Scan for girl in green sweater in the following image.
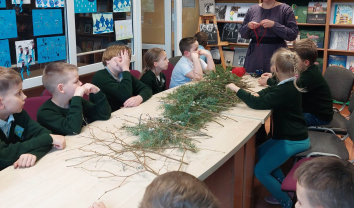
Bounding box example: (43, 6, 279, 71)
(139, 48, 169, 94)
(227, 48, 310, 208)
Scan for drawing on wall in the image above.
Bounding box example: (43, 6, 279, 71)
(113, 0, 131, 12)
(12, 0, 31, 12)
(75, 0, 97, 13)
(0, 40, 11, 67)
(15, 40, 35, 79)
(92, 13, 114, 34)
(0, 0, 6, 8)
(37, 36, 66, 64)
(32, 9, 63, 36)
(0, 10, 18, 39)
(114, 20, 133, 40)
(141, 0, 154, 12)
(36, 0, 65, 8)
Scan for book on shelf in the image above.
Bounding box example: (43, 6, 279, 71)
(348, 31, 354, 51)
(333, 4, 353, 24)
(223, 50, 235, 66)
(328, 55, 347, 68)
(210, 47, 220, 60)
(300, 30, 324, 48)
(306, 2, 327, 24)
(237, 32, 250, 44)
(346, 56, 354, 72)
(233, 48, 248, 67)
(225, 5, 238, 21)
(329, 31, 349, 50)
(221, 23, 241, 43)
(199, 0, 215, 15)
(200, 23, 218, 45)
(215, 5, 227, 20)
(296, 6, 308, 23)
(235, 3, 253, 22)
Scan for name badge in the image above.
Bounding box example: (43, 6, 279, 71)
(14, 125, 24, 139)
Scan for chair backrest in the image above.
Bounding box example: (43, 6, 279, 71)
(168, 56, 182, 67)
(23, 96, 51, 121)
(163, 63, 174, 89)
(41, 88, 89, 100)
(130, 69, 141, 79)
(347, 112, 354, 143)
(324, 66, 354, 102)
(348, 93, 354, 114)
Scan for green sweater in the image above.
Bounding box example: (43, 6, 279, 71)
(37, 91, 111, 136)
(139, 70, 166, 95)
(267, 65, 333, 122)
(91, 69, 152, 112)
(237, 81, 308, 141)
(0, 110, 53, 170)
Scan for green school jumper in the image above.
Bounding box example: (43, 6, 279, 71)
(91, 69, 152, 112)
(0, 110, 53, 170)
(267, 65, 333, 122)
(237, 81, 308, 141)
(139, 70, 166, 95)
(37, 91, 111, 136)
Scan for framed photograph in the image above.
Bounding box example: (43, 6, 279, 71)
(84, 24, 91, 34)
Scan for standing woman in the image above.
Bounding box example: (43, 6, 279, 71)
(239, 0, 298, 73)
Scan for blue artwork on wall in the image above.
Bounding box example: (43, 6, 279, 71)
(0, 40, 11, 67)
(113, 0, 131, 12)
(37, 36, 66, 64)
(92, 13, 114, 34)
(74, 0, 97, 13)
(32, 9, 63, 36)
(36, 0, 65, 8)
(0, 0, 6, 8)
(0, 10, 18, 39)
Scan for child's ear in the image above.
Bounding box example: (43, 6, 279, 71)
(304, 60, 310, 67)
(153, 62, 158, 67)
(0, 98, 4, 110)
(57, 84, 65, 94)
(184, 51, 189, 57)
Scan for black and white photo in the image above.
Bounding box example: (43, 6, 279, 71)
(215, 5, 227, 20)
(200, 23, 218, 45)
(199, 0, 215, 15)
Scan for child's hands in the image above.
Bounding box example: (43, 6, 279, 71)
(260, 19, 275, 28)
(226, 83, 240, 92)
(50, 134, 66, 150)
(117, 49, 130, 72)
(74, 86, 86, 97)
(251, 92, 260, 97)
(89, 202, 106, 208)
(199, 49, 210, 57)
(82, 83, 100, 94)
(190, 51, 199, 60)
(123, 95, 143, 107)
(258, 77, 268, 86)
(13, 154, 37, 169)
(261, 72, 273, 78)
(248, 21, 260, 29)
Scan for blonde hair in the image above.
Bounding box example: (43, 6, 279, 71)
(271, 48, 305, 92)
(42, 62, 78, 94)
(102, 45, 132, 66)
(139, 48, 165, 79)
(139, 171, 220, 208)
(0, 67, 22, 95)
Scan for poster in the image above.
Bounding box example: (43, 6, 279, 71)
(37, 36, 66, 64)
(33, 9, 63, 36)
(92, 13, 114, 34)
(12, 0, 31, 4)
(0, 10, 18, 39)
(113, 0, 131, 12)
(75, 0, 97, 13)
(15, 40, 35, 67)
(114, 20, 133, 40)
(36, 0, 65, 7)
(0, 0, 6, 8)
(0, 40, 11, 67)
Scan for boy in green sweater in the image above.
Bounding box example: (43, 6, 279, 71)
(258, 38, 333, 126)
(0, 67, 66, 170)
(92, 45, 152, 112)
(37, 62, 111, 136)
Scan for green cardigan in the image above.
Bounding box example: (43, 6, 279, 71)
(267, 65, 333, 122)
(0, 110, 53, 170)
(91, 69, 152, 112)
(37, 91, 111, 136)
(139, 70, 166, 95)
(237, 81, 308, 141)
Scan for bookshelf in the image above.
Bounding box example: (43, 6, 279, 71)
(215, 0, 354, 74)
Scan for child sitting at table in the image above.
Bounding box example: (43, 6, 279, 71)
(258, 38, 333, 126)
(169, 37, 215, 88)
(295, 157, 354, 208)
(194, 32, 212, 63)
(92, 45, 152, 112)
(139, 48, 169, 94)
(90, 171, 220, 208)
(37, 62, 111, 136)
(227, 48, 310, 208)
(0, 67, 66, 170)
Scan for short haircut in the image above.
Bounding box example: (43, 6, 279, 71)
(194, 32, 208, 47)
(139, 171, 220, 208)
(102, 45, 132, 66)
(295, 157, 354, 208)
(293, 38, 318, 65)
(0, 67, 22, 95)
(179, 37, 197, 55)
(42, 62, 78, 94)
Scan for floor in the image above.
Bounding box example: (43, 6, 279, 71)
(253, 104, 354, 208)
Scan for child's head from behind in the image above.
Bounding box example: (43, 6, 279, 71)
(179, 37, 199, 58)
(293, 38, 318, 67)
(295, 157, 354, 208)
(43, 62, 81, 98)
(143, 48, 169, 73)
(194, 32, 208, 47)
(102, 44, 132, 71)
(0, 67, 26, 116)
(139, 171, 220, 208)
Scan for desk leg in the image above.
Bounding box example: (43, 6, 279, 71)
(243, 135, 256, 208)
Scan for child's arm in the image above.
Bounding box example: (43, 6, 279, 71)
(90, 202, 106, 208)
(123, 76, 152, 107)
(185, 52, 204, 80)
(82, 83, 111, 122)
(200, 49, 215, 72)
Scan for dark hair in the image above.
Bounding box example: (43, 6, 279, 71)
(0, 67, 22, 95)
(293, 38, 318, 65)
(139, 171, 220, 208)
(295, 157, 354, 208)
(194, 32, 208, 47)
(179, 37, 197, 55)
